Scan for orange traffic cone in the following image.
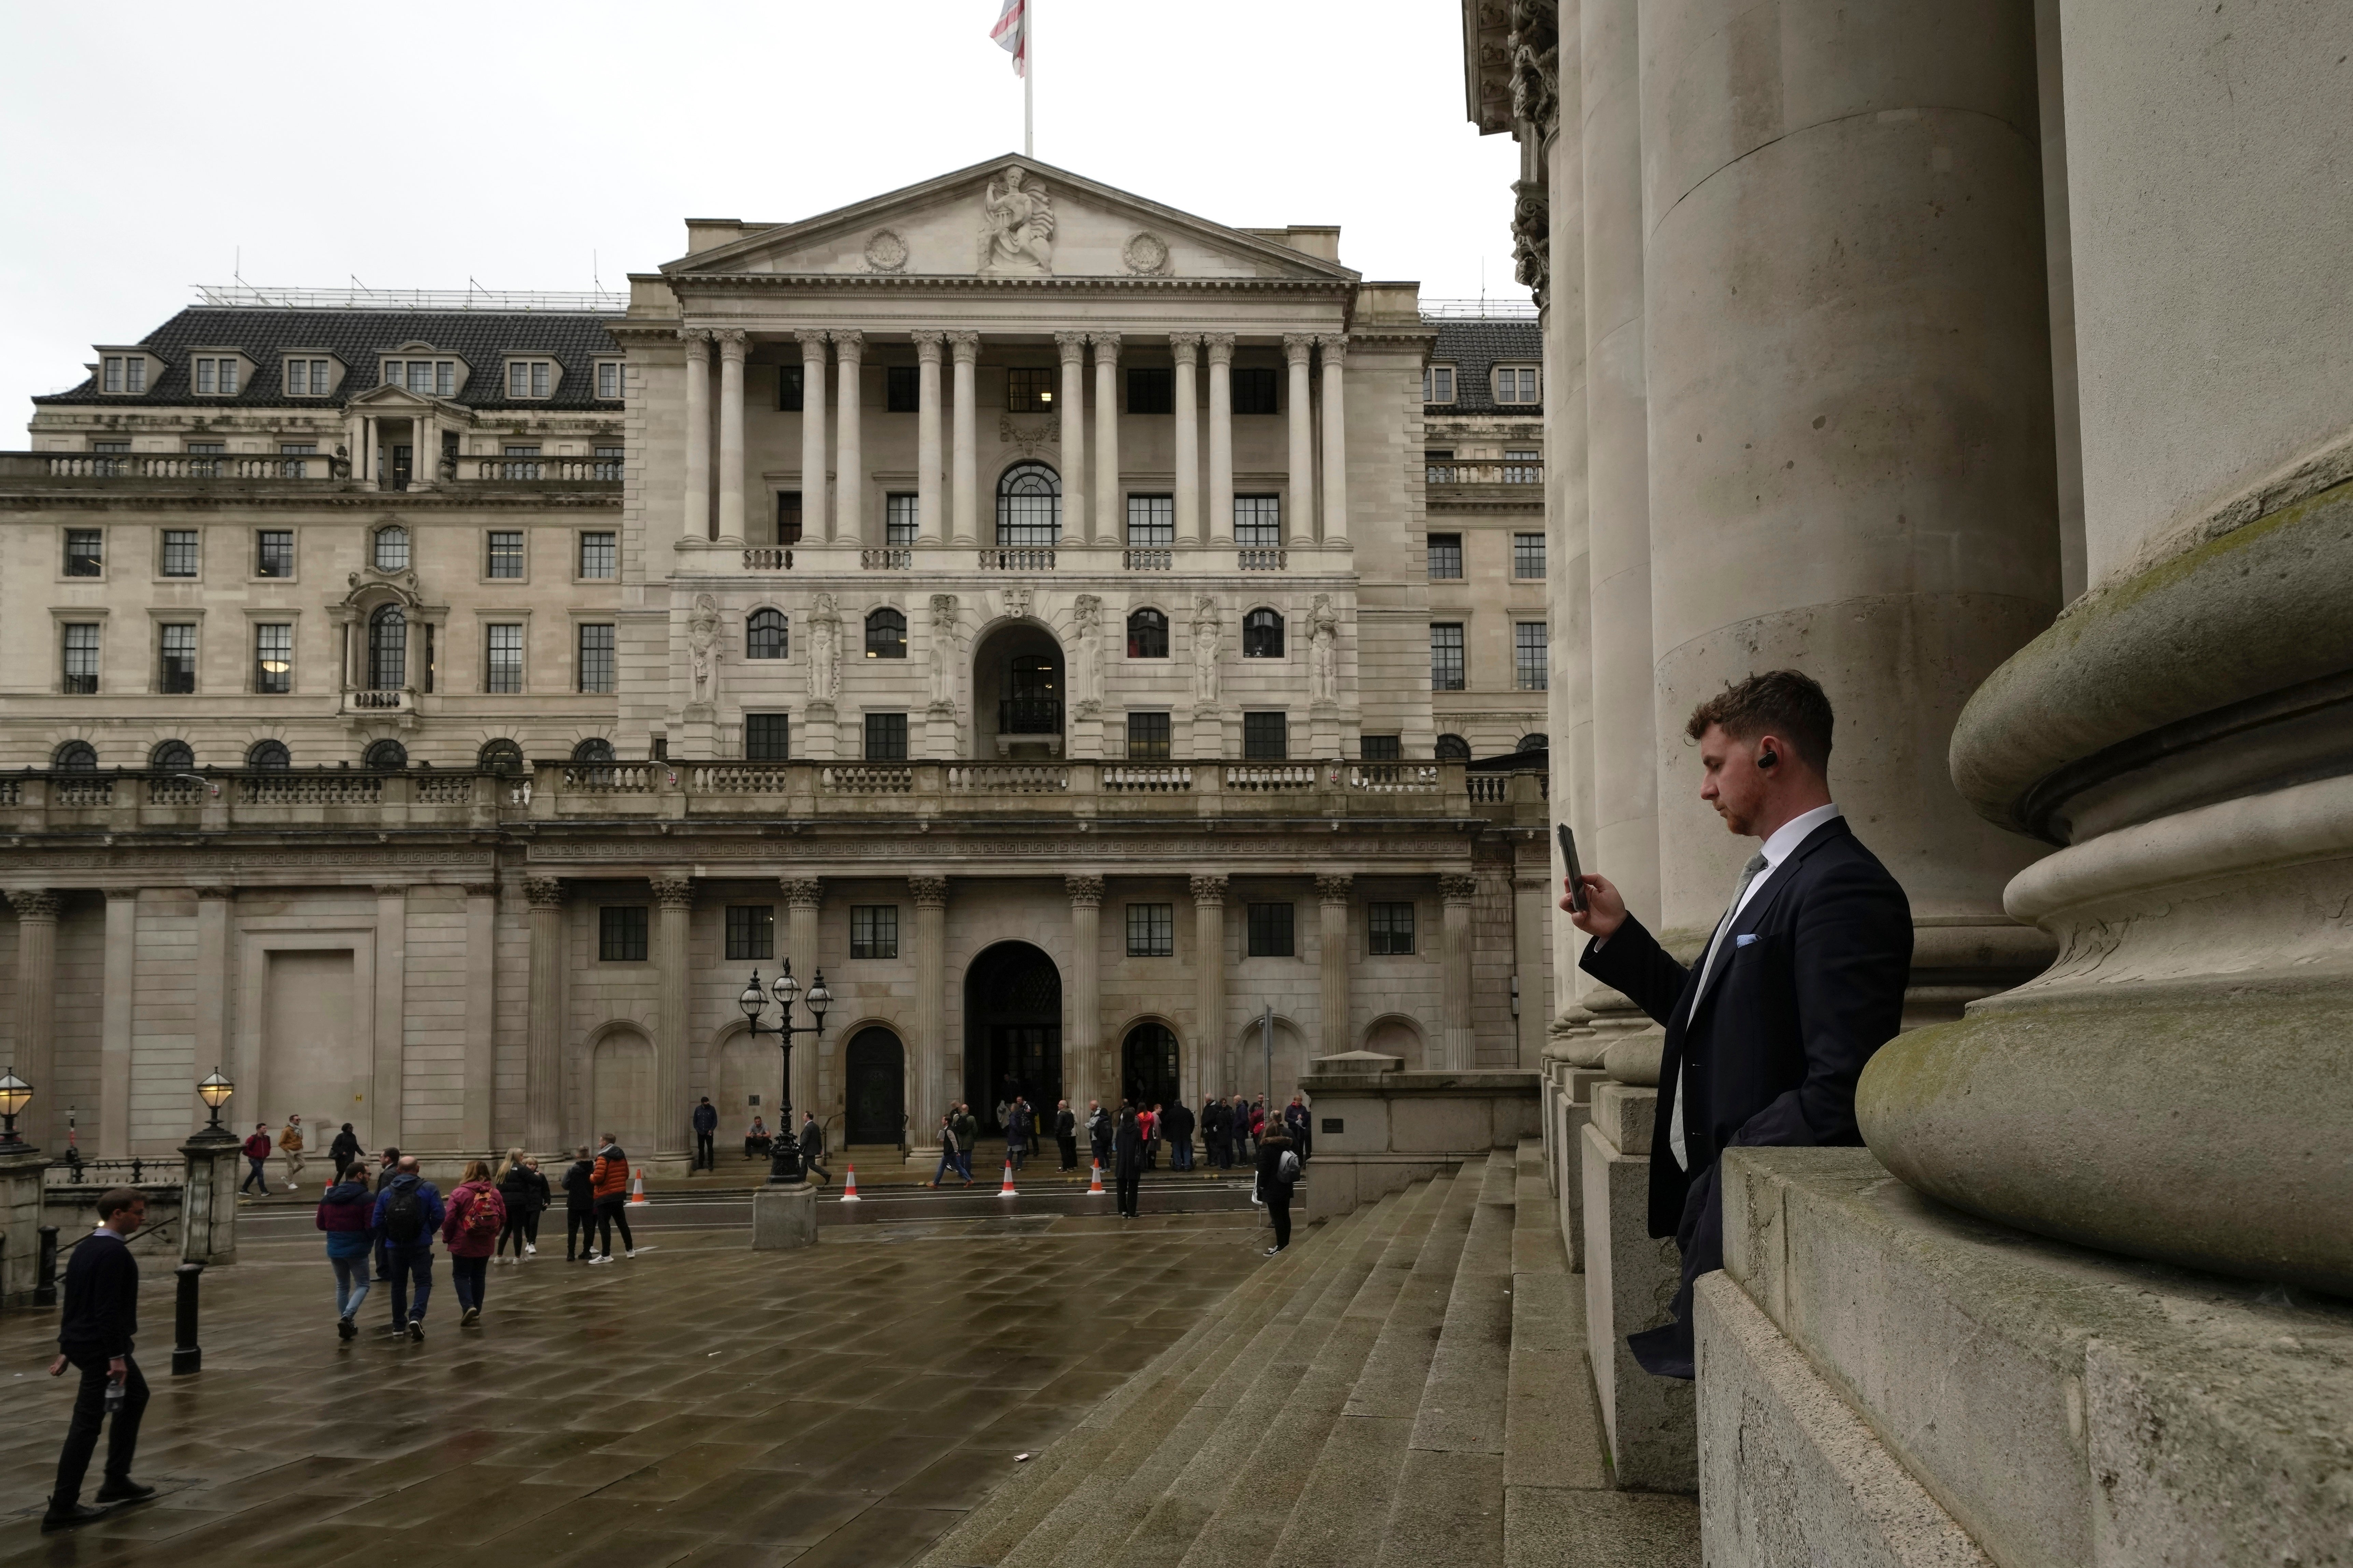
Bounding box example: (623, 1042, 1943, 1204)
(999, 1159, 1018, 1197)
(1087, 1160, 1106, 1195)
(841, 1164, 860, 1201)
(626, 1166, 648, 1207)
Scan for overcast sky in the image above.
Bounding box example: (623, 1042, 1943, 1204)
(0, 0, 1529, 430)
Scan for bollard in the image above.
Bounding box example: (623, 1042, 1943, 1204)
(171, 1261, 204, 1376)
(34, 1225, 58, 1308)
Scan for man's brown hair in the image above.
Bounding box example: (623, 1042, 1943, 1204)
(95, 1186, 144, 1221)
(1685, 669, 1834, 771)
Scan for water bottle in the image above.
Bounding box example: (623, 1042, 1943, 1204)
(104, 1378, 125, 1418)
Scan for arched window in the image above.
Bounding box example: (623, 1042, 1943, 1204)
(571, 738, 616, 764)
(1243, 607, 1285, 659)
(746, 608, 788, 660)
(477, 738, 524, 775)
(1126, 608, 1169, 659)
(52, 740, 98, 771)
(996, 460, 1060, 547)
(1517, 733, 1550, 753)
(149, 739, 194, 771)
(367, 604, 407, 689)
(246, 739, 291, 770)
(865, 607, 907, 659)
(362, 739, 409, 771)
(1435, 734, 1471, 761)
(372, 525, 410, 572)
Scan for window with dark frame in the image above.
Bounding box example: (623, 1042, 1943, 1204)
(1425, 449, 1457, 484)
(1431, 623, 1466, 691)
(1005, 366, 1055, 413)
(1369, 902, 1416, 955)
(864, 711, 908, 760)
(776, 490, 804, 545)
(865, 607, 907, 659)
(373, 526, 410, 572)
(1436, 734, 1472, 761)
(596, 361, 623, 400)
(1231, 367, 1278, 415)
(599, 905, 649, 963)
(1125, 711, 1171, 760)
(486, 530, 524, 578)
(744, 713, 791, 760)
(257, 530, 294, 578)
(1495, 366, 1540, 403)
(1360, 735, 1402, 760)
(851, 904, 900, 959)
(1127, 366, 1173, 415)
(1242, 711, 1288, 760)
(996, 461, 1060, 545)
(885, 365, 920, 413)
(577, 624, 616, 693)
(1513, 532, 1546, 578)
(1126, 608, 1169, 658)
(161, 529, 199, 577)
(1423, 365, 1456, 403)
(158, 623, 197, 694)
(486, 624, 524, 693)
(776, 364, 804, 412)
(1243, 608, 1285, 658)
(1126, 903, 1175, 957)
(65, 529, 103, 576)
(1233, 496, 1281, 547)
(1127, 494, 1174, 546)
(885, 493, 918, 546)
(1246, 902, 1295, 958)
(1515, 622, 1550, 690)
(725, 905, 775, 962)
(254, 623, 292, 694)
(1503, 447, 1541, 483)
(747, 608, 788, 659)
(578, 531, 617, 579)
(1427, 533, 1463, 579)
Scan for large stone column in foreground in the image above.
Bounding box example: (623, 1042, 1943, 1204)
(651, 876, 694, 1164)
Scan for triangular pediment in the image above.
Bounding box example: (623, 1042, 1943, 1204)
(345, 383, 441, 411)
(662, 155, 1358, 285)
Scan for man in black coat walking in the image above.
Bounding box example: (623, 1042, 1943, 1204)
(45, 1188, 158, 1531)
(1569, 671, 1910, 1380)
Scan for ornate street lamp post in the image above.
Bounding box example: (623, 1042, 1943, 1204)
(0, 1071, 30, 1147)
(739, 960, 830, 1185)
(196, 1068, 235, 1135)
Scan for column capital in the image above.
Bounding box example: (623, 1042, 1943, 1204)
(1168, 332, 1201, 358)
(1089, 332, 1122, 360)
(1203, 333, 1237, 366)
(524, 877, 566, 910)
(1314, 873, 1354, 903)
(910, 875, 949, 908)
(651, 876, 695, 910)
(371, 883, 407, 899)
(829, 329, 865, 357)
(6, 889, 60, 922)
(1054, 330, 1090, 364)
(1282, 333, 1317, 364)
(1316, 333, 1349, 365)
(911, 330, 946, 361)
(195, 885, 237, 903)
(678, 328, 713, 360)
(781, 877, 823, 910)
(713, 329, 748, 361)
(460, 882, 498, 900)
(1440, 873, 1479, 905)
(793, 327, 830, 354)
(1065, 873, 1105, 907)
(947, 330, 982, 363)
(1189, 874, 1229, 904)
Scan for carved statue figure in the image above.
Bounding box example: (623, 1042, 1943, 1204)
(1071, 593, 1103, 718)
(928, 594, 959, 709)
(1192, 595, 1223, 706)
(1309, 594, 1341, 706)
(979, 166, 1056, 275)
(807, 591, 841, 705)
(687, 594, 720, 702)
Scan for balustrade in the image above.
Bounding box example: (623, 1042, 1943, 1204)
(978, 546, 1055, 571)
(1237, 547, 1288, 571)
(945, 763, 1069, 793)
(1224, 764, 1318, 791)
(861, 548, 912, 570)
(742, 547, 795, 571)
(1101, 765, 1193, 792)
(820, 765, 913, 794)
(1123, 548, 1172, 571)
(1349, 763, 1440, 794)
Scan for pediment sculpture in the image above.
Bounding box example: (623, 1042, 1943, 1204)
(979, 166, 1055, 275)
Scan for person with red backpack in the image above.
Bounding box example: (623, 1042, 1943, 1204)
(369, 1156, 443, 1341)
(441, 1161, 506, 1326)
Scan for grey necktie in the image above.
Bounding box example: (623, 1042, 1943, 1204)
(1670, 851, 1770, 1170)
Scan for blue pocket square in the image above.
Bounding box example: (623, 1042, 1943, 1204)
(1734, 933, 1760, 948)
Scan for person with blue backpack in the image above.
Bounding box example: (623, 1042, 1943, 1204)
(370, 1156, 444, 1341)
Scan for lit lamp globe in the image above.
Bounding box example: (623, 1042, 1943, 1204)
(197, 1067, 236, 1132)
(0, 1070, 31, 1147)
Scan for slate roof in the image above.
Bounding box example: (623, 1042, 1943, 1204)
(1425, 318, 1544, 416)
(38, 307, 625, 412)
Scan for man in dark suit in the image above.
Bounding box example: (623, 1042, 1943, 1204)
(1566, 670, 1911, 1379)
(45, 1187, 158, 1531)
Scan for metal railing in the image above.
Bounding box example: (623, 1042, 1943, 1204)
(998, 697, 1063, 735)
(47, 1156, 179, 1188)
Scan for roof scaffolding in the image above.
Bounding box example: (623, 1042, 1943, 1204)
(192, 283, 626, 314)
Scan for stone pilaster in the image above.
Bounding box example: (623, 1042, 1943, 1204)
(1205, 334, 1236, 544)
(524, 877, 565, 1151)
(1315, 873, 1353, 1059)
(1190, 874, 1228, 1102)
(794, 328, 829, 545)
(372, 883, 406, 1152)
(461, 883, 496, 1153)
(781, 879, 822, 1116)
(1283, 334, 1317, 546)
(1169, 334, 1201, 546)
(1065, 875, 1103, 1107)
(98, 890, 135, 1157)
(1441, 874, 1478, 1071)
(910, 876, 949, 1138)
(714, 329, 747, 541)
(679, 328, 711, 541)
(913, 331, 945, 544)
(650, 875, 695, 1163)
(831, 330, 864, 545)
(1317, 336, 1350, 546)
(947, 332, 981, 545)
(1091, 333, 1120, 545)
(6, 891, 59, 1149)
(1054, 331, 1089, 544)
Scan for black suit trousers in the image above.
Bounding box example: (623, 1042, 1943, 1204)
(52, 1352, 147, 1506)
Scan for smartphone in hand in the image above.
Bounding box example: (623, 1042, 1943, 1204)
(1557, 824, 1589, 913)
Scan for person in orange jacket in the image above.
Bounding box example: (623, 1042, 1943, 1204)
(588, 1135, 634, 1263)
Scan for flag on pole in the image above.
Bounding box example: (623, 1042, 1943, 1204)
(991, 0, 1028, 77)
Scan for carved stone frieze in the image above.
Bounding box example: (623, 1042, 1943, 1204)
(864, 228, 910, 273)
(979, 165, 1055, 275)
(1508, 0, 1560, 132)
(1511, 177, 1551, 309)
(998, 413, 1055, 456)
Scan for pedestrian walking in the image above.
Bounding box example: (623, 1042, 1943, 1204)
(1203, 1096, 1229, 1169)
(692, 1096, 718, 1172)
(1113, 1103, 1144, 1219)
(494, 1148, 538, 1263)
(1006, 1096, 1031, 1172)
(238, 1123, 273, 1195)
(561, 1146, 598, 1261)
(442, 1160, 506, 1326)
(327, 1122, 363, 1179)
(1054, 1099, 1078, 1171)
(1086, 1098, 1111, 1173)
(930, 1113, 964, 1187)
(589, 1135, 635, 1262)
(1164, 1098, 1197, 1171)
(315, 1165, 375, 1340)
(43, 1187, 156, 1533)
(371, 1146, 401, 1281)
(371, 1155, 444, 1339)
(278, 1114, 306, 1189)
(798, 1112, 831, 1185)
(952, 1103, 978, 1182)
(1255, 1124, 1301, 1255)
(520, 1156, 550, 1253)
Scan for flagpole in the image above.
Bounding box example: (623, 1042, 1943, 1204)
(1024, 0, 1034, 157)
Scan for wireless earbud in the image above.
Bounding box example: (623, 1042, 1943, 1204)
(1758, 747, 1779, 770)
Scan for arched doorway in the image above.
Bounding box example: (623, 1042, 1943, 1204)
(591, 1028, 655, 1153)
(964, 941, 1060, 1131)
(1122, 1022, 1180, 1111)
(844, 1027, 906, 1145)
(972, 620, 1065, 757)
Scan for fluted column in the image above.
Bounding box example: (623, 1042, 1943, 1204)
(832, 330, 864, 545)
(7, 890, 60, 1148)
(781, 879, 822, 1117)
(794, 329, 829, 543)
(1091, 334, 1121, 544)
(1065, 875, 1103, 1108)
(714, 330, 746, 540)
(652, 875, 694, 1161)
(913, 332, 945, 545)
(1167, 334, 1202, 548)
(1317, 336, 1349, 546)
(1190, 875, 1227, 1104)
(680, 329, 711, 541)
(1054, 332, 1089, 544)
(98, 890, 137, 1156)
(911, 877, 949, 1137)
(949, 332, 980, 545)
(1283, 334, 1317, 545)
(1315, 874, 1353, 1060)
(1441, 874, 1477, 1071)
(524, 878, 566, 1151)
(1205, 334, 1236, 544)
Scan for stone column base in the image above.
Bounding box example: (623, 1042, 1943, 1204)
(1582, 1085, 1696, 1492)
(751, 1183, 818, 1250)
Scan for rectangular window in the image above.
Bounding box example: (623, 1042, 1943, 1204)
(863, 712, 909, 761)
(487, 531, 524, 578)
(278, 443, 315, 478)
(1423, 365, 1455, 403)
(595, 444, 623, 480)
(776, 364, 803, 412)
(725, 905, 775, 962)
(744, 713, 791, 760)
(158, 623, 197, 694)
(1360, 735, 1402, 761)
(195, 357, 237, 395)
(850, 905, 901, 959)
(486, 624, 524, 693)
(596, 361, 622, 399)
(1515, 622, 1549, 690)
(256, 530, 293, 578)
(254, 623, 292, 693)
(1243, 711, 1288, 760)
(1127, 366, 1173, 415)
(1503, 447, 1541, 484)
(885, 493, 918, 546)
(382, 360, 401, 387)
(1127, 494, 1174, 547)
(502, 443, 544, 481)
(1369, 902, 1417, 956)
(885, 365, 919, 413)
(1431, 624, 1466, 691)
(1495, 366, 1540, 403)
(508, 361, 552, 398)
(1125, 711, 1171, 761)
(103, 357, 123, 393)
(1005, 366, 1054, 413)
(436, 361, 455, 397)
(65, 529, 103, 576)
(160, 529, 199, 577)
(1231, 366, 1278, 415)
(1513, 532, 1546, 579)
(1425, 448, 1457, 484)
(577, 624, 615, 693)
(599, 906, 648, 963)
(285, 359, 323, 395)
(1246, 902, 1295, 958)
(186, 442, 223, 478)
(1427, 533, 1463, 579)
(1233, 495, 1282, 547)
(578, 531, 617, 579)
(61, 624, 100, 694)
(1126, 903, 1175, 958)
(776, 491, 803, 545)
(407, 362, 434, 394)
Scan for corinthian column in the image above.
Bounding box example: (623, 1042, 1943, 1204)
(1205, 334, 1236, 544)
(832, 330, 864, 545)
(794, 329, 829, 544)
(781, 879, 822, 1115)
(1054, 332, 1089, 544)
(1283, 335, 1317, 546)
(1440, 874, 1477, 1071)
(913, 332, 945, 545)
(1315, 874, 1353, 1060)
(679, 329, 711, 541)
(949, 333, 981, 545)
(1317, 336, 1349, 545)
(7, 890, 60, 1148)
(1092, 334, 1121, 544)
(715, 329, 747, 541)
(651, 875, 695, 1162)
(1065, 875, 1103, 1108)
(525, 878, 566, 1151)
(1190, 875, 1227, 1104)
(910, 877, 949, 1137)
(1169, 335, 1201, 547)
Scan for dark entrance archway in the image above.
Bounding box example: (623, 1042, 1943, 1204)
(1122, 1022, 1181, 1112)
(844, 1026, 905, 1145)
(964, 941, 1061, 1132)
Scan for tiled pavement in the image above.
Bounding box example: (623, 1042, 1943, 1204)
(0, 1211, 1271, 1567)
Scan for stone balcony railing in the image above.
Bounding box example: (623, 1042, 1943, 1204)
(0, 452, 621, 492)
(715, 540, 1349, 577)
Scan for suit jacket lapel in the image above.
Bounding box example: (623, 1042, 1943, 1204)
(1685, 817, 1852, 1026)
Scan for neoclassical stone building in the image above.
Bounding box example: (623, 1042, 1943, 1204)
(0, 157, 1552, 1170)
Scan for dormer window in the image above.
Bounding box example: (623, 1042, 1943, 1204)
(384, 359, 455, 396)
(1423, 364, 1455, 403)
(284, 357, 336, 397)
(1494, 365, 1540, 404)
(594, 360, 623, 399)
(101, 355, 148, 395)
(507, 359, 555, 399)
(193, 356, 241, 395)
